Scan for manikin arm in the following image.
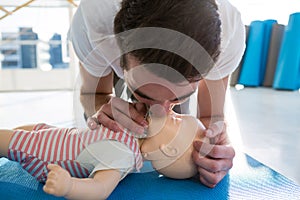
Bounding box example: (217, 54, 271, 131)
(43, 164, 121, 200)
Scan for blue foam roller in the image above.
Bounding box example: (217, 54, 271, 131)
(239, 21, 265, 86)
(239, 20, 277, 86)
(273, 12, 300, 90)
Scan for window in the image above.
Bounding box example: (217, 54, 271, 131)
(0, 0, 80, 91)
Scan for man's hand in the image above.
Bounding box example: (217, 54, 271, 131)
(43, 164, 73, 197)
(87, 97, 148, 136)
(192, 121, 235, 188)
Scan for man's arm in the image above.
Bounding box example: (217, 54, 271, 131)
(193, 75, 235, 188)
(197, 76, 228, 124)
(79, 63, 114, 118)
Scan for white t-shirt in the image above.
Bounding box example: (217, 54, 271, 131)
(68, 0, 245, 80)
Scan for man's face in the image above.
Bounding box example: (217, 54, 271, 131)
(124, 55, 198, 116)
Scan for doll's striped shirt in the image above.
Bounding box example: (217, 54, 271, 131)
(8, 123, 143, 182)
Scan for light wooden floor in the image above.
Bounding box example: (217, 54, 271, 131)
(0, 87, 299, 185)
(0, 91, 75, 129)
(229, 87, 300, 185)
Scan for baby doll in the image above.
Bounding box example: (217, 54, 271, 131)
(0, 112, 207, 200)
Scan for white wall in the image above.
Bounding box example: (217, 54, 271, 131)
(229, 0, 300, 25)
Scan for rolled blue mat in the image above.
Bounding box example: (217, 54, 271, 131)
(238, 21, 265, 86)
(273, 12, 300, 90)
(239, 20, 277, 86)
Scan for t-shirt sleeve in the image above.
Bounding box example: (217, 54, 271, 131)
(204, 0, 246, 80)
(87, 140, 135, 180)
(68, 0, 121, 77)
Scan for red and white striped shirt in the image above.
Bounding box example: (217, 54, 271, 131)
(8, 123, 143, 182)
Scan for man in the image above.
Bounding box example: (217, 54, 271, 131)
(68, 0, 245, 187)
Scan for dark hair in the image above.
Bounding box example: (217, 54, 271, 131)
(114, 0, 221, 82)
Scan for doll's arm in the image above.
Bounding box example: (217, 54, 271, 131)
(43, 164, 121, 200)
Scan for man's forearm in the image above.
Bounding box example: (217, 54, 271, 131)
(80, 93, 113, 118)
(199, 115, 225, 128)
(79, 63, 114, 118)
(197, 76, 229, 127)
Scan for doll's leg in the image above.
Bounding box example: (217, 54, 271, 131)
(0, 125, 35, 157)
(0, 129, 14, 157)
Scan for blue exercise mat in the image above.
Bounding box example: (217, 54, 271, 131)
(1, 153, 300, 200)
(273, 12, 300, 90)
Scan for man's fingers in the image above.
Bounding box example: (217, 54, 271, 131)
(96, 111, 125, 132)
(111, 98, 148, 126)
(87, 117, 98, 129)
(193, 141, 235, 159)
(198, 167, 227, 187)
(110, 108, 146, 135)
(193, 140, 214, 158)
(199, 175, 216, 188)
(95, 108, 145, 135)
(192, 151, 233, 173)
(134, 102, 148, 113)
(127, 103, 148, 126)
(91, 97, 148, 135)
(205, 121, 226, 138)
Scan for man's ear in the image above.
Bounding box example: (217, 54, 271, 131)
(159, 144, 180, 158)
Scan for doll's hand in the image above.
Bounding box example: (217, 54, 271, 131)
(192, 121, 235, 188)
(43, 164, 73, 197)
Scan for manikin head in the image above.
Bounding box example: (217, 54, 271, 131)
(140, 111, 207, 179)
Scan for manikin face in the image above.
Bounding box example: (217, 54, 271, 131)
(123, 55, 199, 116)
(140, 111, 207, 179)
